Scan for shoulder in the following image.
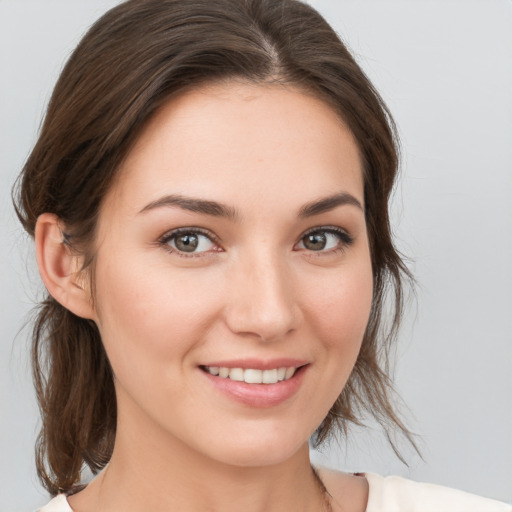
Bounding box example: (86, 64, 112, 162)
(316, 467, 369, 512)
(364, 472, 512, 512)
(37, 494, 72, 512)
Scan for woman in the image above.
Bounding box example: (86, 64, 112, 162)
(11, 0, 510, 510)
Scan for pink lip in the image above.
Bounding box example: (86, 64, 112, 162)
(200, 358, 308, 370)
(199, 362, 309, 408)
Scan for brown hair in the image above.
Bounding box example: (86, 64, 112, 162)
(13, 0, 415, 495)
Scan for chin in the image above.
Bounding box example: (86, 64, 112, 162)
(197, 425, 312, 468)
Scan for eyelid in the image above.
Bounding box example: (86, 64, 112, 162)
(295, 226, 354, 252)
(157, 225, 353, 257)
(158, 227, 222, 256)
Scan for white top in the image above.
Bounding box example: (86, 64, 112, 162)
(37, 473, 512, 511)
(363, 473, 511, 512)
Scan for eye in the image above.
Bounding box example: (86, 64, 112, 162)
(296, 227, 353, 253)
(160, 228, 219, 255)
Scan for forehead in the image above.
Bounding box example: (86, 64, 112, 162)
(103, 81, 364, 218)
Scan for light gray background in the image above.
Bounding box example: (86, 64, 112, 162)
(1, 1, 511, 510)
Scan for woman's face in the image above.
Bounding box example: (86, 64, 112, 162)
(91, 82, 373, 467)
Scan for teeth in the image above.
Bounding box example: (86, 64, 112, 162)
(229, 368, 244, 381)
(262, 369, 278, 384)
(285, 367, 295, 380)
(244, 369, 263, 384)
(204, 366, 298, 384)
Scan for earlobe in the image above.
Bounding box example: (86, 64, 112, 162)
(35, 213, 96, 320)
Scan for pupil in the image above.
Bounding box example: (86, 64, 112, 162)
(304, 233, 326, 251)
(176, 234, 198, 252)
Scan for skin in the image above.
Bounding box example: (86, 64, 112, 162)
(36, 82, 372, 512)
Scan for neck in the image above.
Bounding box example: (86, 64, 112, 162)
(73, 405, 328, 512)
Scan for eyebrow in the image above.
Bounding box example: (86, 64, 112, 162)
(139, 194, 239, 221)
(139, 191, 363, 220)
(298, 192, 363, 218)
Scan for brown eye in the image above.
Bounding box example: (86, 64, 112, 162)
(296, 228, 353, 253)
(174, 233, 199, 252)
(302, 233, 327, 251)
(163, 230, 217, 254)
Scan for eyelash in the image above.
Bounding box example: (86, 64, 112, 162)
(297, 226, 354, 256)
(157, 226, 354, 258)
(158, 227, 221, 258)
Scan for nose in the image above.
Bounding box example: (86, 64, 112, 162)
(224, 252, 302, 342)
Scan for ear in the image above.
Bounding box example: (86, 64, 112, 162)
(35, 213, 96, 321)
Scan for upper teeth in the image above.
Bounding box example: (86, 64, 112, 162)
(204, 366, 297, 384)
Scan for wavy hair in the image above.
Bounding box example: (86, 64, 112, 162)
(13, 0, 415, 495)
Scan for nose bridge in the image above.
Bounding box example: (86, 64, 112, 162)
(225, 246, 300, 341)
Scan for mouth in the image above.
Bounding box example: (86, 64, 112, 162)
(199, 365, 302, 384)
(198, 360, 309, 407)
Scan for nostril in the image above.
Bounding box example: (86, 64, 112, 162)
(222, 262, 303, 342)
(224, 305, 300, 342)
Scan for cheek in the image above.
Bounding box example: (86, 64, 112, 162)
(92, 251, 222, 375)
(304, 264, 373, 351)
(292, 260, 373, 425)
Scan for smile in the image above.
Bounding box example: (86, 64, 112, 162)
(202, 366, 297, 384)
(199, 359, 309, 407)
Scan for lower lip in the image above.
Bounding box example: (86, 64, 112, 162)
(200, 366, 308, 408)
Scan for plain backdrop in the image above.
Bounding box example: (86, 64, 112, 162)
(1, 1, 511, 510)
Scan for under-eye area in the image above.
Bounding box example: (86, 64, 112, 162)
(199, 364, 309, 384)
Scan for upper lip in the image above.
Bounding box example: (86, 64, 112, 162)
(199, 358, 309, 370)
